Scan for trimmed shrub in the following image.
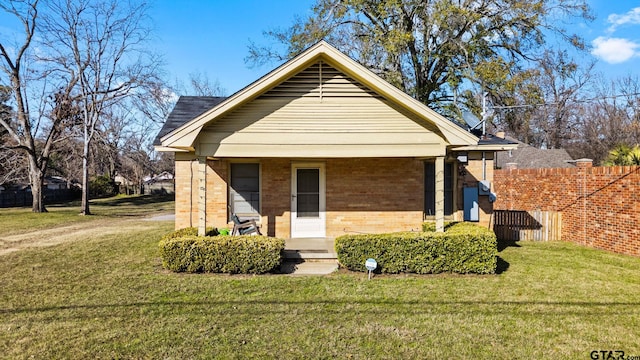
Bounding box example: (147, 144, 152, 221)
(422, 221, 458, 232)
(159, 235, 285, 274)
(335, 223, 497, 274)
(160, 227, 218, 242)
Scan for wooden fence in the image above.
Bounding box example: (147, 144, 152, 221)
(493, 210, 562, 241)
(0, 189, 80, 208)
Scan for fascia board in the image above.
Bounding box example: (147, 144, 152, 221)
(451, 144, 518, 151)
(153, 145, 193, 152)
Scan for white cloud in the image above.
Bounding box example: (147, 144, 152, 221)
(607, 7, 640, 33)
(591, 37, 639, 64)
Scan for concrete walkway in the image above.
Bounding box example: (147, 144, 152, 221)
(143, 213, 175, 221)
(279, 260, 339, 275)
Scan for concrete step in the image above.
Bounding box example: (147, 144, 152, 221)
(280, 260, 339, 275)
(283, 249, 337, 260)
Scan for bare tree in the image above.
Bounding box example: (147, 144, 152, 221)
(569, 75, 640, 164)
(491, 50, 593, 148)
(133, 80, 178, 126)
(532, 51, 593, 149)
(41, 0, 161, 215)
(118, 132, 152, 195)
(0, 0, 78, 212)
(134, 72, 226, 183)
(186, 71, 226, 97)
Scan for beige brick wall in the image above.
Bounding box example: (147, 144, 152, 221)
(325, 158, 424, 237)
(205, 159, 228, 227)
(261, 158, 291, 237)
(174, 152, 198, 229)
(174, 154, 228, 230)
(174, 156, 494, 237)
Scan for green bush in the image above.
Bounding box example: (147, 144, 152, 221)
(335, 223, 497, 274)
(422, 221, 458, 232)
(160, 227, 218, 242)
(158, 235, 285, 274)
(89, 175, 117, 198)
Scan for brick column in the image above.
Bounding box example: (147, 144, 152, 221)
(197, 156, 207, 236)
(575, 158, 593, 168)
(575, 159, 592, 246)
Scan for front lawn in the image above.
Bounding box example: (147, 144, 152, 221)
(1, 221, 639, 358)
(0, 194, 174, 236)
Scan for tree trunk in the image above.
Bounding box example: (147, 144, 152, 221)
(80, 138, 91, 215)
(28, 156, 47, 213)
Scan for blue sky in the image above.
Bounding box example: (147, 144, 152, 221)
(149, 0, 316, 95)
(1, 1, 639, 95)
(150, 0, 640, 95)
(580, 1, 640, 77)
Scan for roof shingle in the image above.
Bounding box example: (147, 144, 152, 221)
(495, 137, 574, 169)
(153, 96, 227, 146)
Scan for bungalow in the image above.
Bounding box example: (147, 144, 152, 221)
(154, 41, 516, 237)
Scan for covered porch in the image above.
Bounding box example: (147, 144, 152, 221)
(179, 156, 450, 238)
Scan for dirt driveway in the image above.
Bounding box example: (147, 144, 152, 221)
(0, 215, 173, 256)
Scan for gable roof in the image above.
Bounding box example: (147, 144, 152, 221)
(158, 41, 479, 152)
(153, 96, 227, 147)
(495, 137, 574, 168)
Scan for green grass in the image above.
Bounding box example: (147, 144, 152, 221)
(1, 205, 639, 358)
(0, 194, 174, 236)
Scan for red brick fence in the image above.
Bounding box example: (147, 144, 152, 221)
(493, 159, 640, 257)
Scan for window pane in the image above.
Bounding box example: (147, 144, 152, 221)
(424, 162, 453, 216)
(297, 194, 319, 217)
(231, 163, 259, 216)
(297, 169, 319, 193)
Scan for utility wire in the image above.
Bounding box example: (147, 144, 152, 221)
(491, 92, 640, 110)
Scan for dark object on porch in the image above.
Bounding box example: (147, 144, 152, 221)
(231, 213, 262, 236)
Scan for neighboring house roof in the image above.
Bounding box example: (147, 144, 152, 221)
(144, 171, 175, 183)
(153, 96, 227, 147)
(495, 137, 574, 169)
(156, 41, 481, 156)
(44, 176, 67, 184)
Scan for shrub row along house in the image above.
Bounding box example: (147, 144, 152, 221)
(154, 41, 516, 238)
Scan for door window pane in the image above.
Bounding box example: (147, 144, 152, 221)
(297, 168, 319, 217)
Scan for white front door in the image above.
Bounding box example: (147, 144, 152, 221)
(291, 163, 326, 238)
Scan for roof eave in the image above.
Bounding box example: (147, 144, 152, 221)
(451, 144, 518, 151)
(154, 145, 193, 153)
